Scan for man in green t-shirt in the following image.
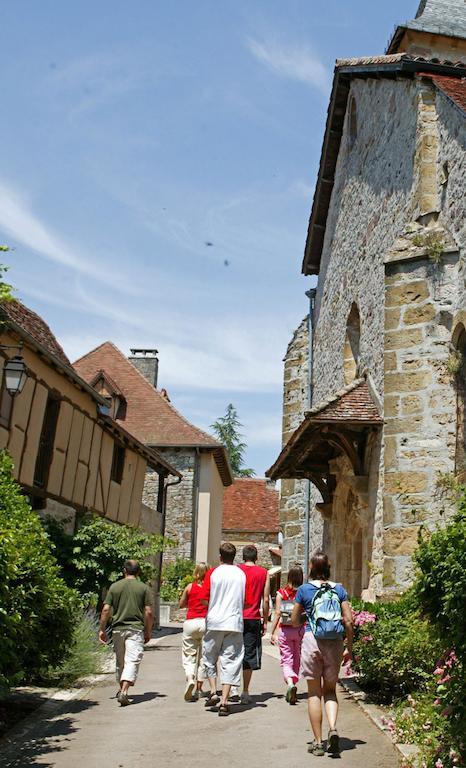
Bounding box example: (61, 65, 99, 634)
(99, 559, 154, 706)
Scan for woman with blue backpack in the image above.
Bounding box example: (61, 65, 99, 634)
(291, 551, 353, 757)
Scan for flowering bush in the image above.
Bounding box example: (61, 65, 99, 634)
(350, 598, 442, 702)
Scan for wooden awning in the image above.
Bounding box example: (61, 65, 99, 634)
(266, 379, 382, 503)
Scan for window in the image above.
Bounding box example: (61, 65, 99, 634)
(34, 397, 60, 489)
(0, 378, 13, 428)
(348, 95, 357, 150)
(343, 303, 361, 384)
(111, 444, 125, 484)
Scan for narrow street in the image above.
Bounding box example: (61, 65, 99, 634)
(1, 630, 400, 768)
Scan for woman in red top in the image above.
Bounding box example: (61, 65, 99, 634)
(270, 565, 304, 705)
(179, 562, 208, 701)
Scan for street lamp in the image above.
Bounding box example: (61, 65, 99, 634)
(4, 355, 28, 395)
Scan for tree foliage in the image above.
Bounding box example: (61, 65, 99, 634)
(0, 246, 15, 303)
(211, 403, 255, 477)
(43, 513, 169, 608)
(0, 451, 78, 689)
(160, 557, 194, 602)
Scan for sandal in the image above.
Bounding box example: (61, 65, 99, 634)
(205, 693, 220, 707)
(327, 729, 340, 755)
(308, 741, 325, 756)
(218, 704, 230, 717)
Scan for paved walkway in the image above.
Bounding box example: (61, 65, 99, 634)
(1, 630, 400, 768)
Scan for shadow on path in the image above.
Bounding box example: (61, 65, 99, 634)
(0, 697, 98, 768)
(128, 692, 166, 705)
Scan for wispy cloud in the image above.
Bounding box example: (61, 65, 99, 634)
(0, 180, 92, 274)
(247, 38, 330, 94)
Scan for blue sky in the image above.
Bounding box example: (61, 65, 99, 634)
(0, 0, 417, 475)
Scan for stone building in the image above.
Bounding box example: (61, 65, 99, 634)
(222, 478, 280, 567)
(74, 343, 232, 566)
(0, 301, 179, 533)
(268, 0, 466, 599)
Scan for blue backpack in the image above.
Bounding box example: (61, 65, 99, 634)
(306, 581, 345, 640)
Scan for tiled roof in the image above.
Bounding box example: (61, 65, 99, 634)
(422, 72, 466, 112)
(0, 300, 70, 365)
(74, 341, 232, 485)
(387, 0, 466, 54)
(222, 478, 279, 533)
(405, 0, 466, 39)
(336, 53, 466, 69)
(307, 379, 382, 424)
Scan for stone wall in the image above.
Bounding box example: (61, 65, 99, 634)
(279, 75, 466, 597)
(279, 317, 310, 576)
(143, 448, 196, 563)
(222, 530, 280, 568)
(380, 80, 466, 593)
(313, 77, 419, 401)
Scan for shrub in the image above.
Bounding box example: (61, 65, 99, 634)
(351, 597, 443, 702)
(160, 558, 194, 602)
(43, 514, 169, 608)
(414, 501, 466, 654)
(42, 611, 111, 688)
(0, 451, 78, 689)
(411, 500, 466, 767)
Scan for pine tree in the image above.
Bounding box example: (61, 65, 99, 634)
(211, 404, 255, 478)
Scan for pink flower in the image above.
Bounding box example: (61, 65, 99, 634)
(434, 667, 444, 676)
(439, 675, 451, 684)
(434, 699, 440, 706)
(380, 716, 387, 725)
(353, 610, 377, 627)
(435, 760, 444, 768)
(361, 635, 374, 643)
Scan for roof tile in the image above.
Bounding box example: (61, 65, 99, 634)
(74, 341, 221, 447)
(222, 478, 279, 533)
(1, 300, 71, 365)
(74, 342, 233, 485)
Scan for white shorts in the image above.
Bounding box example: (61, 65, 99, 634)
(203, 629, 244, 686)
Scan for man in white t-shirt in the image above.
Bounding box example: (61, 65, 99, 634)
(199, 542, 246, 716)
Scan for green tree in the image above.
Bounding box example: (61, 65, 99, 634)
(211, 403, 255, 477)
(0, 451, 78, 689)
(43, 514, 170, 608)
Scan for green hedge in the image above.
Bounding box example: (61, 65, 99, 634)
(0, 452, 78, 688)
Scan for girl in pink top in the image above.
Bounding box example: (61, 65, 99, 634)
(270, 564, 304, 705)
(179, 562, 209, 701)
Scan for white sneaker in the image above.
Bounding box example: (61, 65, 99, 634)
(229, 685, 240, 702)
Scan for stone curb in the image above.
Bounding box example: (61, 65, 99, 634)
(0, 628, 176, 757)
(339, 676, 418, 762)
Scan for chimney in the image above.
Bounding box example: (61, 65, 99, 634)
(129, 349, 159, 388)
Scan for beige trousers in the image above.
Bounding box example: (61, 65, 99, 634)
(113, 629, 144, 685)
(182, 618, 206, 682)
